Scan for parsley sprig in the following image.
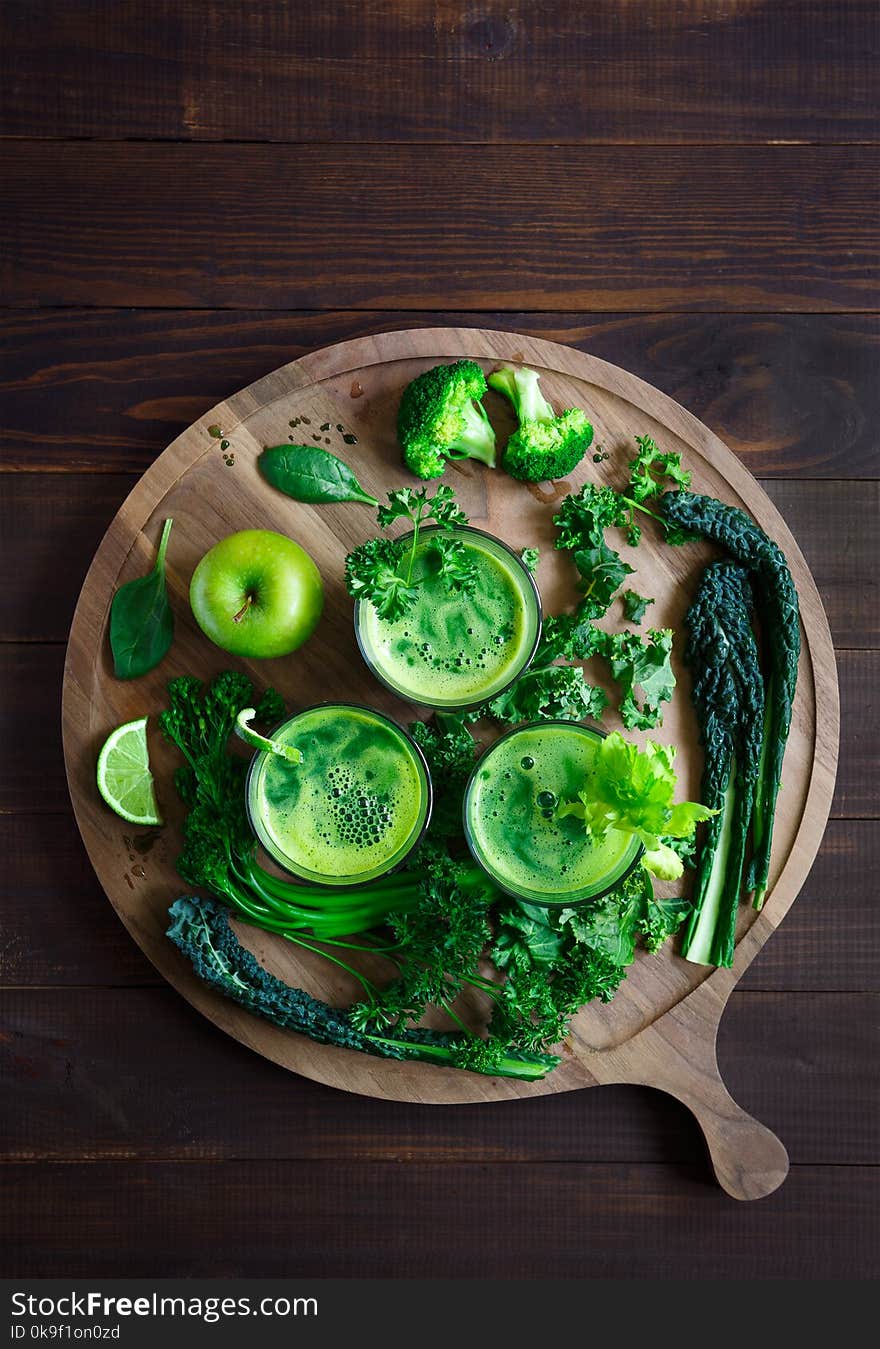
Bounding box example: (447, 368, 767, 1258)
(345, 485, 476, 621)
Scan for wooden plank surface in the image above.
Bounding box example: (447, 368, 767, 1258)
(1, 987, 875, 1165)
(2, 1162, 877, 1278)
(2, 145, 877, 311)
(3, 311, 879, 477)
(2, 1, 877, 143)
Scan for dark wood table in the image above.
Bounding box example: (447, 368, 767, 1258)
(1, 2, 877, 1278)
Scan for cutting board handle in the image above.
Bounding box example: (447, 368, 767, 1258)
(570, 986, 789, 1201)
(661, 1060, 789, 1201)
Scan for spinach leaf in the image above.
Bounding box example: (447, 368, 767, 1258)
(109, 518, 174, 680)
(259, 444, 379, 506)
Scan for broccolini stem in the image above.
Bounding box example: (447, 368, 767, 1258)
(280, 932, 381, 1005)
(363, 1036, 553, 1081)
(440, 1000, 475, 1036)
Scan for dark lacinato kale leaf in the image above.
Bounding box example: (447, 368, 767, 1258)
(661, 491, 800, 909)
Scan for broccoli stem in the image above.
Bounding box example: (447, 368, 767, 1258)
(489, 367, 554, 424)
(446, 399, 497, 467)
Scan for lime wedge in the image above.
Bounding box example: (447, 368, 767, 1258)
(96, 716, 163, 826)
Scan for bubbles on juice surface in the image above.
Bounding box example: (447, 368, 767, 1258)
(324, 763, 396, 852)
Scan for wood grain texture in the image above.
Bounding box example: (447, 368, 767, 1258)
(1, 988, 875, 1165)
(2, 145, 877, 310)
(3, 310, 879, 477)
(2, 473, 875, 648)
(1, 1161, 877, 1278)
(0, 814, 157, 987)
(2, 1, 877, 143)
(58, 327, 840, 1198)
(3, 816, 875, 991)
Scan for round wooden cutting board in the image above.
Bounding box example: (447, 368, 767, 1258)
(62, 328, 838, 1200)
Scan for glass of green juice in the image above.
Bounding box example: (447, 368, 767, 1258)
(354, 525, 542, 711)
(245, 703, 432, 887)
(463, 721, 644, 907)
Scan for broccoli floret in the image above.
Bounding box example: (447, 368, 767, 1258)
(488, 365, 594, 483)
(397, 359, 497, 480)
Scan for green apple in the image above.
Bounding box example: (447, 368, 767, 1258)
(189, 529, 324, 658)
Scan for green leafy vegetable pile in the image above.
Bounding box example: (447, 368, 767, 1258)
(161, 669, 699, 1080)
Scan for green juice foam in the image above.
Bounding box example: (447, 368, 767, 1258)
(465, 723, 642, 905)
(356, 527, 541, 709)
(247, 705, 430, 885)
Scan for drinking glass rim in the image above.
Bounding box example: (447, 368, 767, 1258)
(461, 718, 645, 908)
(353, 523, 543, 713)
(244, 700, 433, 888)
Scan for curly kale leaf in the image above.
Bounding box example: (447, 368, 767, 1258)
(553, 483, 628, 550)
(621, 589, 653, 625)
(572, 541, 635, 618)
(627, 435, 692, 503)
(639, 895, 693, 953)
(493, 902, 565, 969)
(597, 627, 676, 729)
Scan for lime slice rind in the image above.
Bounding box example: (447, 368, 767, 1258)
(234, 708, 303, 764)
(96, 716, 163, 827)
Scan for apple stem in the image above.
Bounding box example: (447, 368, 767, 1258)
(232, 594, 254, 624)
